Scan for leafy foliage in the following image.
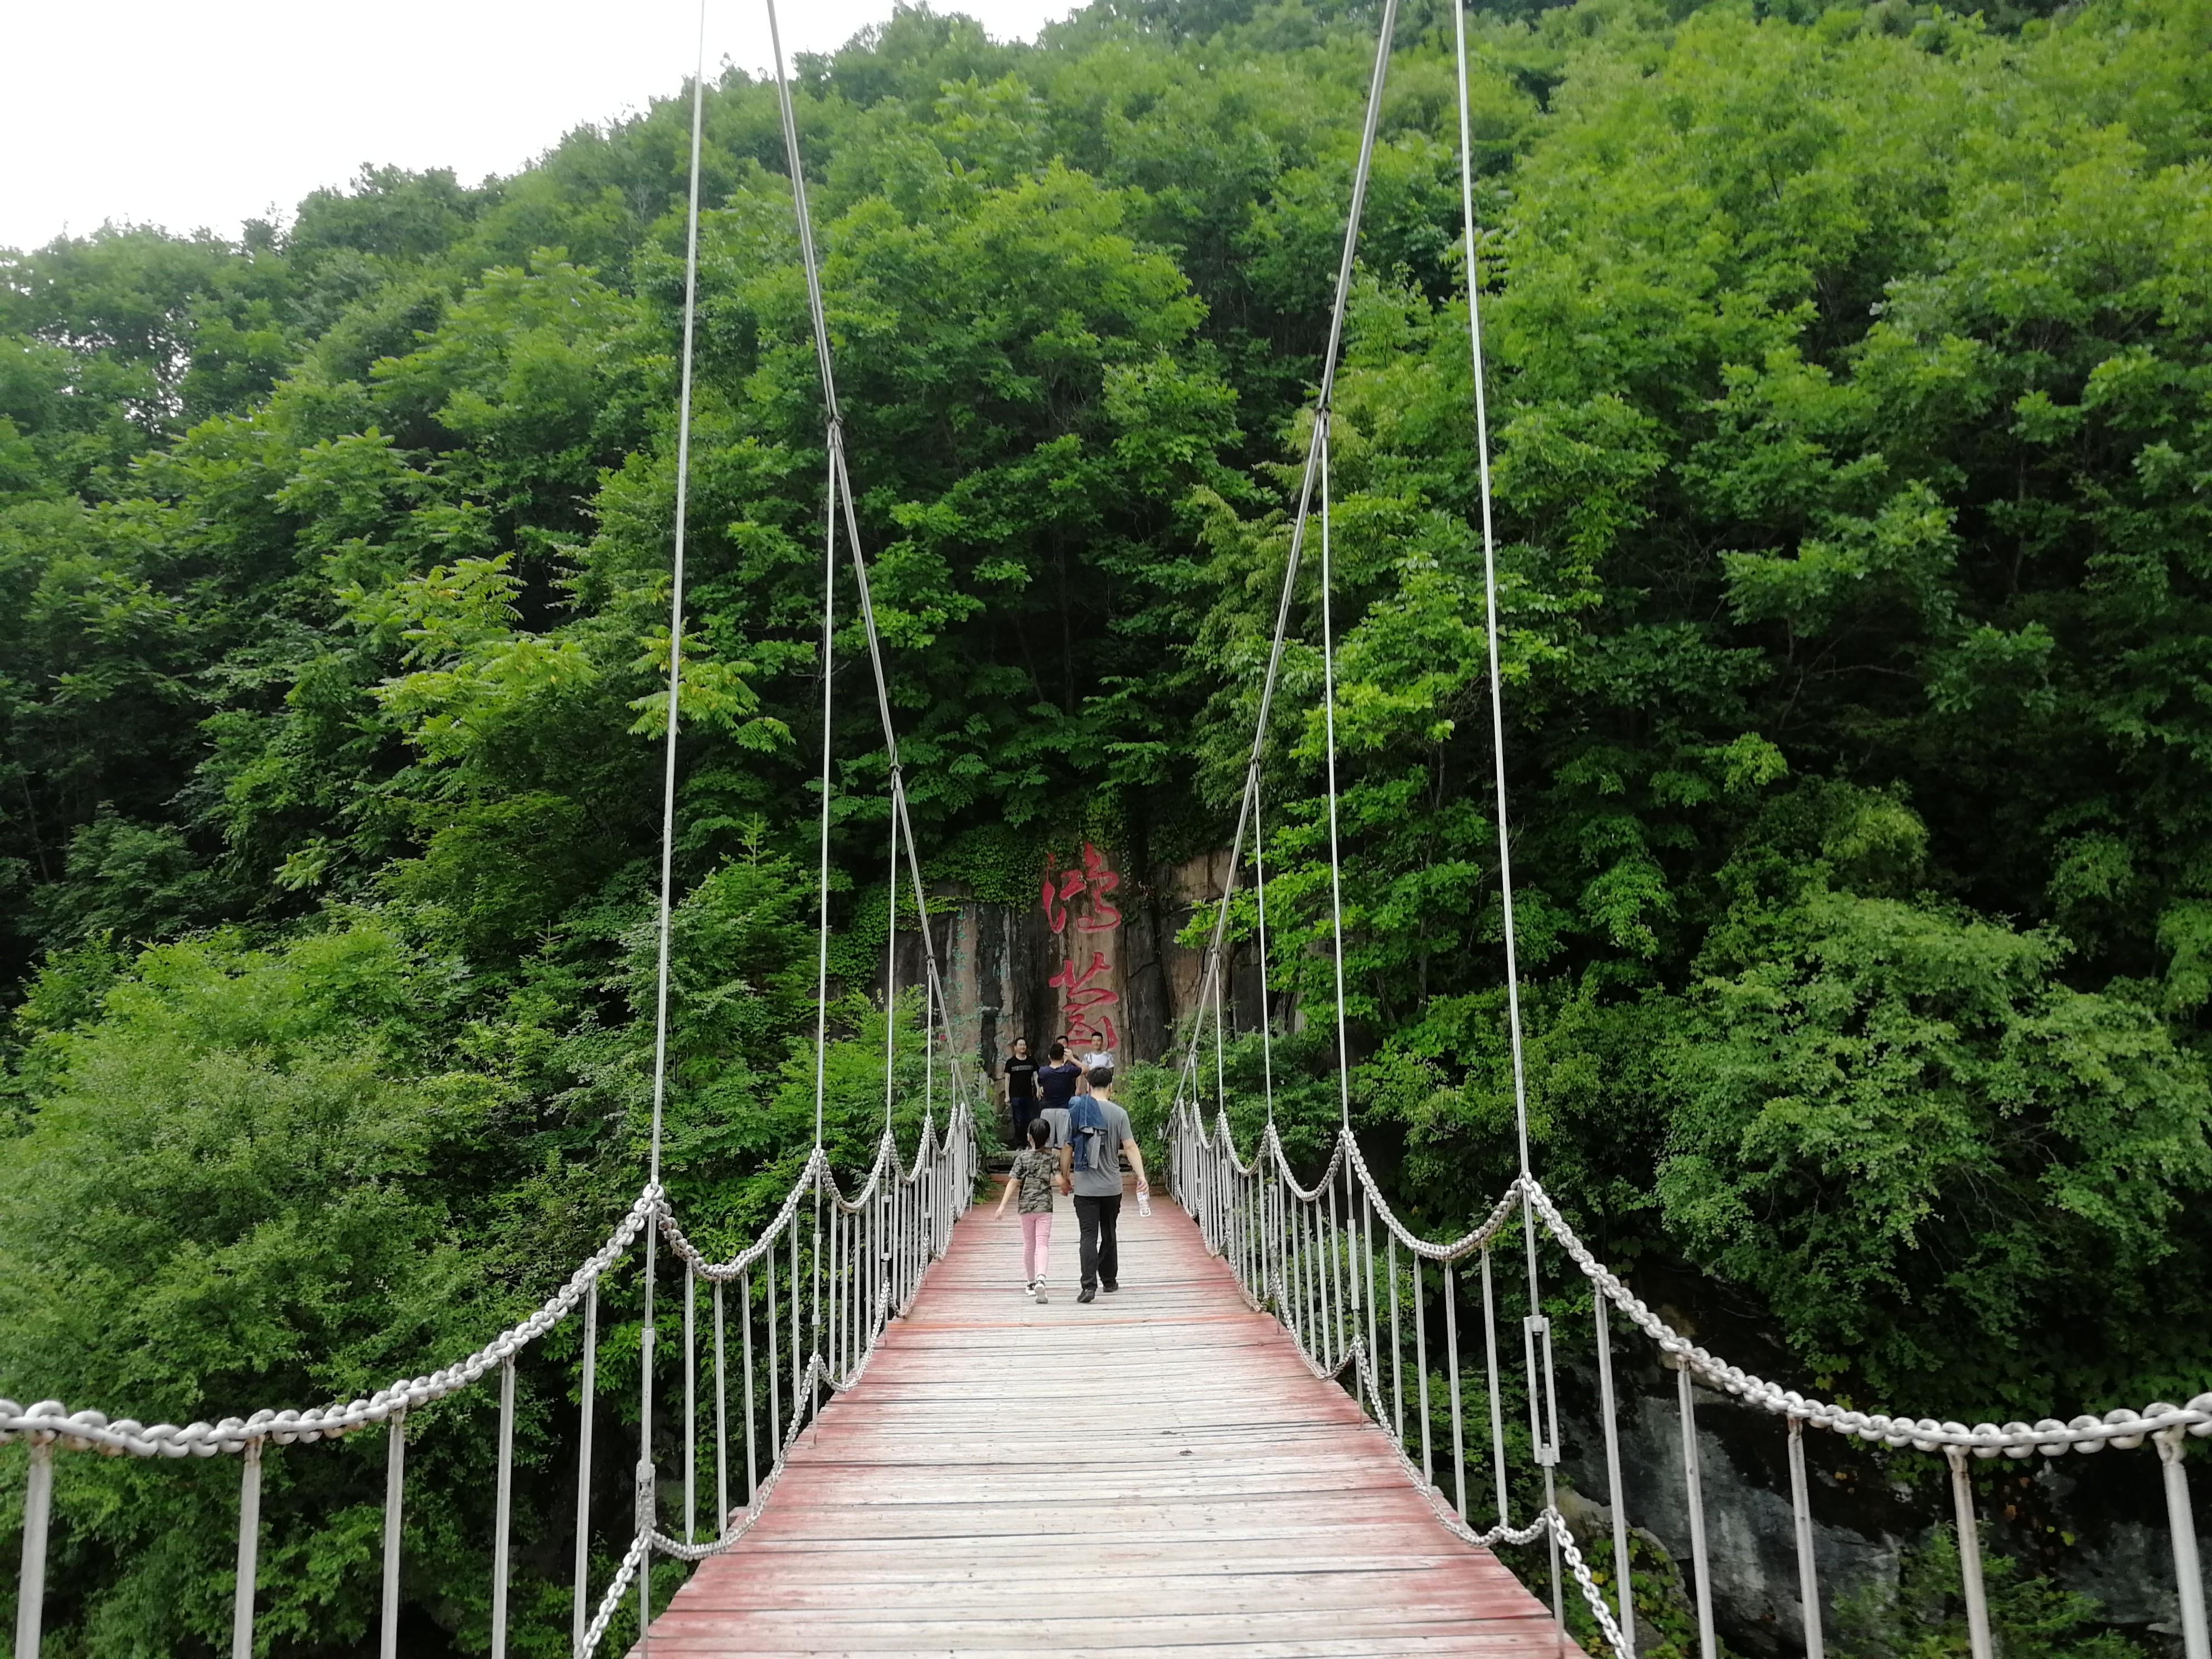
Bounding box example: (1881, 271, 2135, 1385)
(1836, 1526, 2140, 1659)
(3, 0, 2210, 1649)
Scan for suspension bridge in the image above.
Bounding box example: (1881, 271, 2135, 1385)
(5, 0, 2209, 1656)
(646, 1187, 1558, 1656)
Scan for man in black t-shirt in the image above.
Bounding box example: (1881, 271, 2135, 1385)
(1036, 1040, 1083, 1131)
(1002, 1039, 1040, 1146)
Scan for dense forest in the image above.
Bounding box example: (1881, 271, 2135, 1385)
(3, 0, 2209, 1650)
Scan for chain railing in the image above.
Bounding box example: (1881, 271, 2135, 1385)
(3, 1100, 978, 1659)
(1170, 1101, 2212, 1659)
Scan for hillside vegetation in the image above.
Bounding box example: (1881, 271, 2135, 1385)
(3, 0, 2209, 1650)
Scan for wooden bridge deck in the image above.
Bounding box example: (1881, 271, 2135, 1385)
(643, 1180, 1560, 1657)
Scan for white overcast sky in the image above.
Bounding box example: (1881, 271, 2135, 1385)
(5, 0, 1073, 253)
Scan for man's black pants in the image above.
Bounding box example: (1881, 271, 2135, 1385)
(1074, 1192, 1122, 1291)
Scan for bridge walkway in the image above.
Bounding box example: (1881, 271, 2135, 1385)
(642, 1178, 1559, 1657)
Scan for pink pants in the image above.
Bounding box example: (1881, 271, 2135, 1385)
(1020, 1212, 1052, 1283)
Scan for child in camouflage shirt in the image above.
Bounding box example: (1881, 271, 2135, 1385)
(993, 1117, 1058, 1302)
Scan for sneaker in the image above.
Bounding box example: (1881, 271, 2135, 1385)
(1078, 1287, 1097, 1303)
(1033, 1283, 1050, 1304)
(1101, 1281, 1120, 1293)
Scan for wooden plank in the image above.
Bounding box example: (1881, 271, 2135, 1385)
(635, 1185, 1558, 1659)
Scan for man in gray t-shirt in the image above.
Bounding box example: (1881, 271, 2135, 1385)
(1056, 1068, 1149, 1302)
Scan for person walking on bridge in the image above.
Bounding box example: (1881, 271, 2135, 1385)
(1059, 1066, 1148, 1303)
(1001, 1037, 1039, 1147)
(994, 1117, 1058, 1303)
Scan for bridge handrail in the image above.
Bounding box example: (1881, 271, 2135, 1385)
(1522, 1175, 2212, 1454)
(0, 1187, 659, 1459)
(4, 1098, 981, 1659)
(1187, 1102, 2212, 1453)
(1, 1107, 969, 1461)
(1170, 1097, 2212, 1659)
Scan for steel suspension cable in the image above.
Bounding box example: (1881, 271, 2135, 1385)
(1448, 0, 1565, 1627)
(765, 4, 842, 1157)
(842, 468, 970, 1113)
(1317, 423, 1353, 1131)
(637, 1, 711, 1641)
(883, 809, 899, 1138)
(809, 468, 837, 1150)
(1168, 11, 1569, 1627)
(1176, 0, 1402, 1104)
(1449, 0, 1555, 1515)
(1452, 0, 1537, 1278)
(766, 0, 971, 1125)
(1254, 790, 1275, 1124)
(648, 0, 709, 1205)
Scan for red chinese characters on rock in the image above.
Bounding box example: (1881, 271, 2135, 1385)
(1041, 842, 1120, 935)
(1043, 843, 1122, 1054)
(1049, 950, 1118, 1055)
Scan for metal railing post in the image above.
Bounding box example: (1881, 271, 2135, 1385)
(491, 1356, 515, 1659)
(1524, 1307, 1565, 1631)
(1312, 1188, 1326, 1364)
(380, 1412, 405, 1659)
(683, 1263, 697, 1544)
(1595, 1297, 1635, 1653)
(13, 1438, 52, 1659)
(634, 1450, 656, 1653)
(1481, 1249, 1508, 1527)
(769, 1240, 784, 1452)
(1388, 1232, 1403, 1444)
(1265, 1170, 1278, 1317)
(714, 1279, 729, 1537)
(1415, 1253, 1432, 1490)
(1362, 1184, 1377, 1398)
(1328, 1157, 1347, 1361)
(1788, 1418, 1823, 1659)
(2160, 1429, 2211, 1659)
(1676, 1361, 1718, 1659)
(1330, 1173, 1348, 1362)
(232, 1439, 261, 1659)
(1524, 1313, 1555, 1463)
(789, 1207, 802, 1423)
(1248, 1171, 1260, 1302)
(742, 1269, 758, 1502)
(1948, 1449, 1995, 1659)
(1445, 1261, 1467, 1521)
(572, 1280, 598, 1656)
